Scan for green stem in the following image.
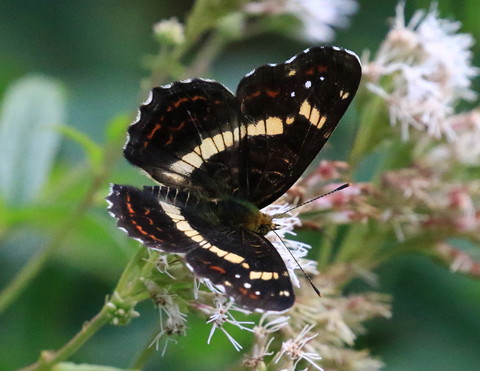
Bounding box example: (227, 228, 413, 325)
(19, 304, 111, 371)
(185, 30, 229, 78)
(131, 332, 158, 369)
(20, 240, 156, 370)
(334, 223, 387, 264)
(316, 225, 337, 268)
(348, 93, 390, 170)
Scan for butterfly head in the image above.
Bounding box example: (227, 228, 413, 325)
(246, 211, 275, 236)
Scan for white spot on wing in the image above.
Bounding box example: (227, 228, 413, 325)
(247, 117, 284, 136)
(285, 55, 297, 64)
(305, 80, 312, 88)
(134, 109, 141, 123)
(143, 90, 154, 105)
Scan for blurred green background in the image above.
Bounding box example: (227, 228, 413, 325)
(1, 0, 480, 370)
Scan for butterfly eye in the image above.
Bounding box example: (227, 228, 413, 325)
(257, 224, 271, 235)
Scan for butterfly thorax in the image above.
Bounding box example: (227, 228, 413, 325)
(214, 196, 274, 236)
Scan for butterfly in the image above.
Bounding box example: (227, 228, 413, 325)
(107, 46, 361, 312)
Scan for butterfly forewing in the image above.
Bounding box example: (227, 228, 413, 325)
(236, 47, 361, 208)
(124, 79, 243, 198)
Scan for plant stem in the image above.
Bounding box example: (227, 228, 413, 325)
(19, 303, 111, 371)
(20, 238, 156, 370)
(317, 225, 337, 268)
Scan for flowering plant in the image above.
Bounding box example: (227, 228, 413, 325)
(1, 1, 479, 370)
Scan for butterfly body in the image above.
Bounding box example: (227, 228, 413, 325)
(107, 46, 361, 311)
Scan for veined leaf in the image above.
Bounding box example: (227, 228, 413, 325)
(0, 75, 65, 205)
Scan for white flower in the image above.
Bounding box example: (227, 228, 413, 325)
(196, 297, 254, 351)
(364, 2, 478, 140)
(151, 251, 176, 279)
(145, 285, 188, 355)
(263, 202, 318, 286)
(256, 313, 291, 333)
(274, 324, 323, 370)
(153, 17, 185, 45)
(243, 337, 276, 368)
(450, 112, 480, 164)
(245, 0, 358, 42)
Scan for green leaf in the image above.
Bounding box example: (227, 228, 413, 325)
(349, 91, 391, 168)
(53, 362, 139, 371)
(105, 113, 130, 146)
(0, 75, 65, 205)
(56, 125, 103, 172)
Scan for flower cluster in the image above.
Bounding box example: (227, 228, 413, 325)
(364, 3, 478, 140)
(244, 0, 358, 42)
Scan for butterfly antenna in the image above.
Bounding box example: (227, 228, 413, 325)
(277, 183, 350, 217)
(269, 183, 351, 296)
(272, 230, 322, 297)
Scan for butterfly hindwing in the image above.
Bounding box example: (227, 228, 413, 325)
(107, 184, 206, 253)
(185, 228, 294, 311)
(107, 184, 294, 311)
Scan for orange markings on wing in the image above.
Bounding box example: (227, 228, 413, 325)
(317, 65, 328, 73)
(192, 95, 207, 101)
(164, 134, 174, 146)
(146, 123, 162, 140)
(125, 195, 135, 214)
(250, 90, 261, 98)
(266, 89, 280, 98)
(305, 68, 314, 75)
(170, 121, 186, 131)
(131, 219, 164, 241)
(131, 220, 147, 235)
(165, 95, 207, 112)
(209, 265, 227, 274)
(174, 97, 189, 108)
(237, 287, 258, 299)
